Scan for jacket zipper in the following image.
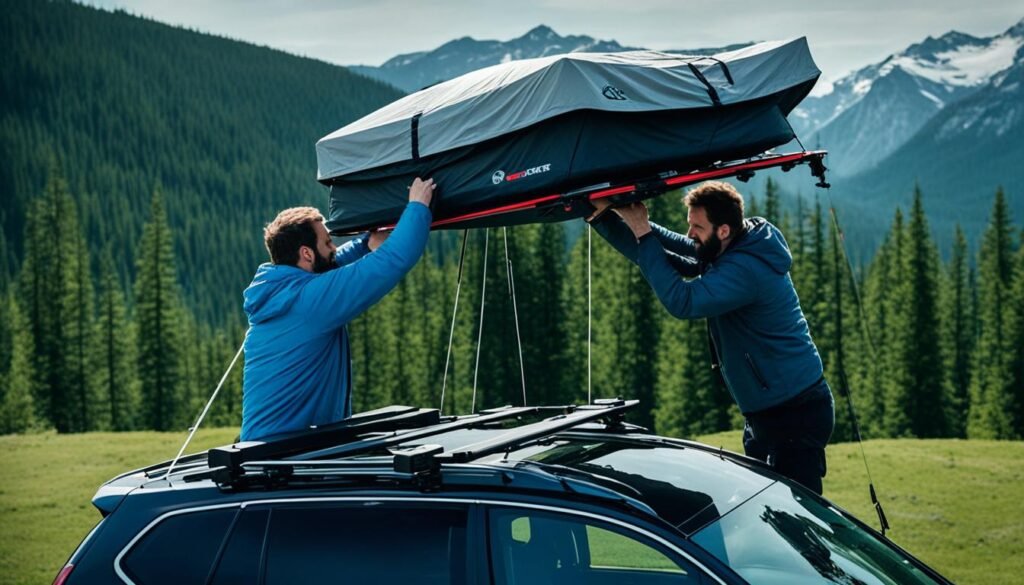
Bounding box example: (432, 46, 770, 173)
(745, 353, 769, 390)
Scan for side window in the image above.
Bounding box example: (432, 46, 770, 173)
(262, 502, 469, 585)
(489, 507, 707, 585)
(121, 508, 236, 585)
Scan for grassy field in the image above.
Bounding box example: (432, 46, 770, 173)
(0, 429, 1021, 585)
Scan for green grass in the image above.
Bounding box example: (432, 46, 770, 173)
(0, 429, 1021, 585)
(0, 428, 238, 585)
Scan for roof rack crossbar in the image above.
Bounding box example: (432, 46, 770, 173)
(438, 399, 637, 463)
(208, 406, 441, 476)
(293, 406, 546, 460)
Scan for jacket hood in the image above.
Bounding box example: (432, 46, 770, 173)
(243, 263, 312, 324)
(726, 217, 792, 274)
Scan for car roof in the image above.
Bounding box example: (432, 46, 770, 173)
(97, 400, 777, 534)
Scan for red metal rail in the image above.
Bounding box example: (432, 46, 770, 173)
(381, 150, 827, 231)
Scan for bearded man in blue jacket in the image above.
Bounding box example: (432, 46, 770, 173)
(589, 181, 834, 494)
(240, 178, 436, 442)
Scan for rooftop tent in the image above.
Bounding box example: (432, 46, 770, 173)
(317, 38, 821, 234)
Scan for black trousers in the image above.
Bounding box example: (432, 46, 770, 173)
(742, 378, 835, 495)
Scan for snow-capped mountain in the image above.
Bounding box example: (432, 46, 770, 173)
(349, 25, 641, 93)
(841, 32, 1024, 241)
(348, 25, 752, 94)
(793, 20, 1024, 176)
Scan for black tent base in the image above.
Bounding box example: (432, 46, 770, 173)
(335, 150, 828, 234)
(325, 81, 818, 235)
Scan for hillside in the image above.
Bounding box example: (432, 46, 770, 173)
(0, 0, 403, 323)
(0, 430, 1020, 585)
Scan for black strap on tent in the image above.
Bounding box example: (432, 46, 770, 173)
(687, 63, 722, 106)
(702, 57, 735, 85)
(411, 112, 423, 161)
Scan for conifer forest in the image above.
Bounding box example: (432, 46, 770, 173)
(1, 0, 1022, 442)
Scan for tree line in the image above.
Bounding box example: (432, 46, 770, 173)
(1, 0, 404, 325)
(1, 167, 1022, 442)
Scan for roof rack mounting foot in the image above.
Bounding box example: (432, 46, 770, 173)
(808, 154, 830, 189)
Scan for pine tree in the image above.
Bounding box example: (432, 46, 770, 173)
(93, 251, 141, 430)
(515, 222, 568, 407)
(967, 188, 1017, 439)
(18, 160, 78, 431)
(806, 197, 828, 342)
(589, 221, 660, 428)
(762, 177, 780, 226)
(654, 315, 726, 437)
(204, 323, 245, 428)
(0, 223, 13, 295)
(903, 189, 945, 436)
(0, 293, 37, 434)
(476, 226, 523, 410)
(856, 214, 899, 438)
(438, 228, 489, 416)
(134, 187, 185, 431)
(821, 217, 858, 442)
(395, 247, 447, 409)
(61, 199, 98, 432)
(1007, 236, 1024, 436)
(560, 227, 594, 405)
(790, 195, 810, 297)
(880, 208, 915, 437)
(939, 226, 974, 437)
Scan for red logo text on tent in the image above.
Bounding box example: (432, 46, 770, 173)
(493, 164, 552, 185)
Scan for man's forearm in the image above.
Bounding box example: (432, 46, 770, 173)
(591, 215, 642, 264)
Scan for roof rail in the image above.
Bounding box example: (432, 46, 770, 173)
(205, 399, 636, 487)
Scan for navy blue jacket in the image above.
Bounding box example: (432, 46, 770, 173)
(594, 215, 823, 414)
(240, 202, 431, 441)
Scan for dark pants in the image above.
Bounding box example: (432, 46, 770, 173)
(742, 378, 835, 495)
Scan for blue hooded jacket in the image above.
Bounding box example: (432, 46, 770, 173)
(240, 202, 431, 441)
(594, 214, 824, 414)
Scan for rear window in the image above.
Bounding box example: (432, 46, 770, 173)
(121, 508, 236, 585)
(262, 503, 469, 585)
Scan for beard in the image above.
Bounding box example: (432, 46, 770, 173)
(312, 250, 338, 273)
(695, 231, 723, 264)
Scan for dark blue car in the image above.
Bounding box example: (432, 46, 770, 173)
(54, 401, 952, 585)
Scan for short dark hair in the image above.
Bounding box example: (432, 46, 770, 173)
(263, 207, 324, 266)
(683, 181, 745, 232)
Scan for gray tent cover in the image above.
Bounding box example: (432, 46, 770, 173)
(317, 38, 820, 233)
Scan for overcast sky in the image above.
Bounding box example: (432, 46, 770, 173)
(86, 0, 1022, 84)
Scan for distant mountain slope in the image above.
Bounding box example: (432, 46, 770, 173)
(350, 25, 642, 93)
(792, 22, 1023, 177)
(841, 40, 1024, 244)
(350, 25, 753, 94)
(0, 0, 403, 323)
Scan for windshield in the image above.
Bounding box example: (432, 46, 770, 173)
(495, 438, 772, 533)
(692, 482, 941, 585)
